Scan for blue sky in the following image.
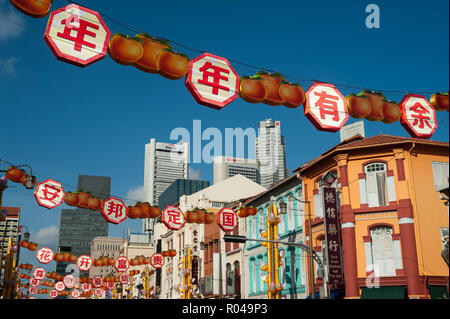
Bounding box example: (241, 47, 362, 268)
(0, 0, 448, 286)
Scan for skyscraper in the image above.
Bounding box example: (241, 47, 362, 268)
(255, 119, 288, 189)
(56, 175, 111, 276)
(143, 138, 189, 235)
(213, 156, 260, 185)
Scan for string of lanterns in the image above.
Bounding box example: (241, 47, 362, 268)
(4, 0, 448, 139)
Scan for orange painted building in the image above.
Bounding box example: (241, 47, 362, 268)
(294, 134, 449, 299)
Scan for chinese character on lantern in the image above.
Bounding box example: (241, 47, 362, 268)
(77, 255, 93, 271)
(29, 287, 37, 295)
(161, 205, 185, 230)
(71, 289, 81, 298)
(400, 94, 437, 139)
(185, 52, 240, 110)
(92, 275, 102, 288)
(33, 267, 46, 280)
(118, 272, 129, 284)
(43, 4, 111, 67)
(29, 278, 40, 287)
(101, 197, 127, 224)
(217, 208, 238, 232)
(94, 288, 103, 297)
(150, 253, 165, 269)
(114, 256, 130, 272)
(36, 247, 54, 264)
(49, 289, 58, 299)
(34, 179, 65, 209)
(55, 281, 65, 292)
(81, 282, 91, 292)
(63, 274, 75, 289)
(304, 82, 349, 132)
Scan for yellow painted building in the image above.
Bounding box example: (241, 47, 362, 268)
(294, 134, 449, 299)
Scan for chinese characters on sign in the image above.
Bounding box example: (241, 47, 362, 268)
(185, 52, 240, 110)
(150, 253, 165, 269)
(55, 281, 65, 292)
(63, 274, 75, 289)
(33, 267, 46, 280)
(43, 4, 111, 67)
(92, 275, 102, 288)
(34, 179, 65, 209)
(81, 282, 91, 292)
(101, 197, 128, 224)
(36, 247, 54, 264)
(216, 207, 238, 232)
(114, 256, 130, 273)
(77, 255, 93, 271)
(400, 94, 437, 139)
(118, 272, 130, 284)
(323, 187, 343, 284)
(304, 82, 349, 132)
(161, 205, 186, 230)
(49, 289, 58, 299)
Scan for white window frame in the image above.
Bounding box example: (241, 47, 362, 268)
(365, 163, 388, 208)
(370, 226, 396, 277)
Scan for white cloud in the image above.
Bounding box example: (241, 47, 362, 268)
(31, 225, 58, 248)
(125, 185, 146, 206)
(0, 56, 20, 74)
(0, 0, 26, 43)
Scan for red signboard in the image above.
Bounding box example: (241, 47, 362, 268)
(323, 187, 343, 284)
(400, 94, 437, 139)
(101, 197, 128, 224)
(185, 52, 239, 110)
(304, 82, 349, 132)
(34, 179, 65, 209)
(217, 207, 238, 232)
(161, 205, 186, 230)
(44, 4, 111, 67)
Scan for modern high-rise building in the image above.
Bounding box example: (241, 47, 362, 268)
(56, 175, 111, 276)
(143, 138, 189, 235)
(158, 178, 210, 211)
(255, 119, 288, 189)
(213, 156, 260, 185)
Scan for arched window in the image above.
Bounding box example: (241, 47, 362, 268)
(365, 162, 387, 207)
(370, 225, 395, 277)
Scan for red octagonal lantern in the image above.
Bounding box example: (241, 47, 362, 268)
(185, 52, 240, 110)
(44, 3, 111, 67)
(161, 205, 186, 230)
(304, 82, 349, 132)
(34, 179, 65, 209)
(217, 207, 238, 232)
(101, 197, 128, 224)
(400, 94, 437, 139)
